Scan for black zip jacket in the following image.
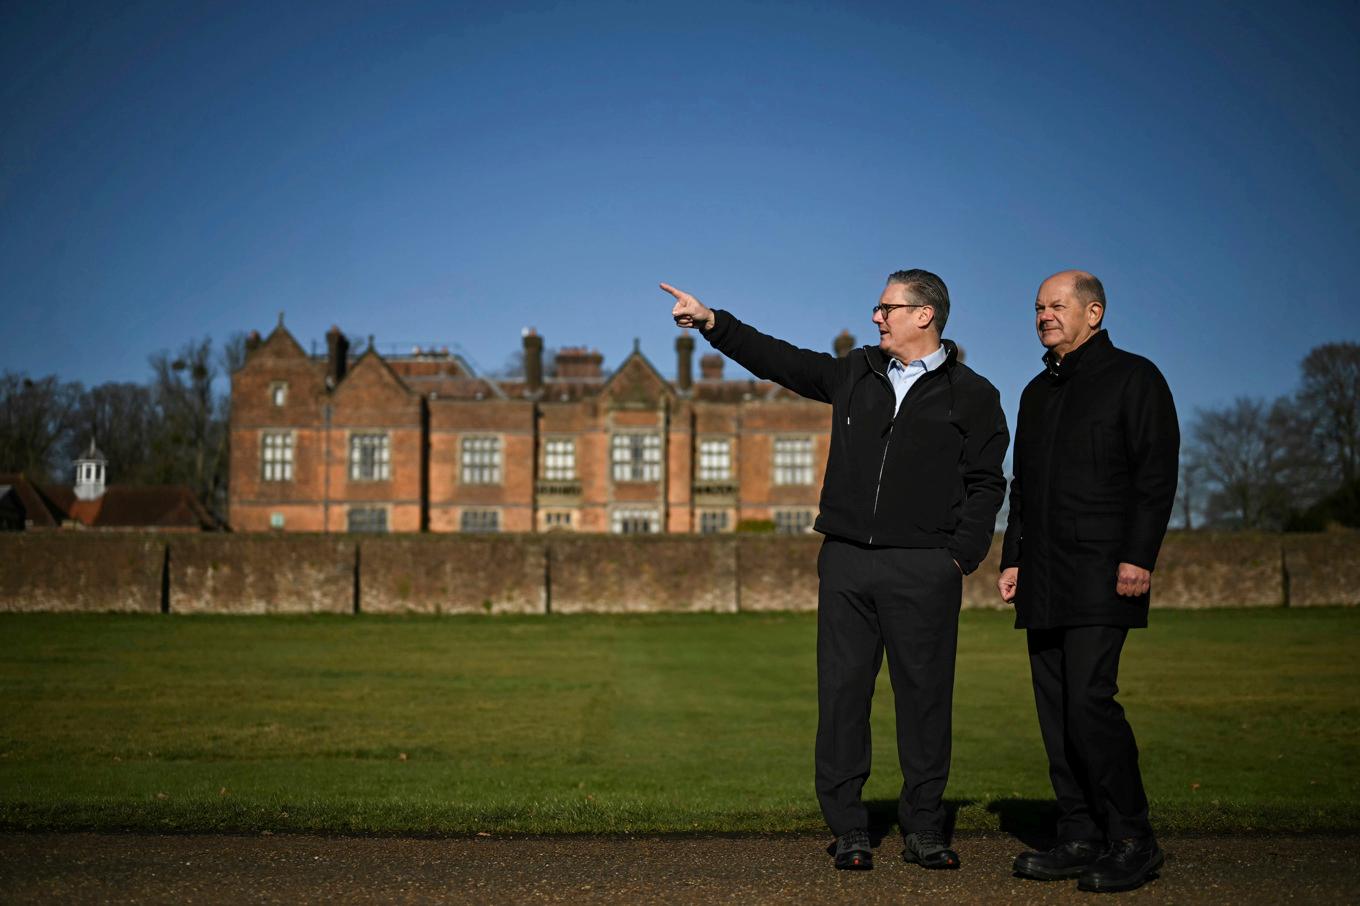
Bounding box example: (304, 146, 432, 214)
(703, 309, 1010, 574)
(1001, 330, 1179, 628)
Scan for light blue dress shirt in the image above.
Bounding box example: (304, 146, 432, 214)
(886, 344, 948, 416)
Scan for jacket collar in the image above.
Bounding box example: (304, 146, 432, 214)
(1042, 329, 1111, 382)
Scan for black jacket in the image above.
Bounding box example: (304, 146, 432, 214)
(704, 310, 1009, 574)
(1001, 330, 1179, 629)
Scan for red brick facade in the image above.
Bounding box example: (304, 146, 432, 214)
(228, 323, 842, 534)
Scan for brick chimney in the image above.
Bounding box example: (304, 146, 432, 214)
(523, 328, 544, 394)
(326, 326, 350, 386)
(555, 347, 604, 379)
(675, 333, 694, 392)
(245, 330, 262, 354)
(834, 329, 856, 359)
(700, 353, 724, 381)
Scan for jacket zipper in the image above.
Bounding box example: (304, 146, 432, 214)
(865, 355, 946, 544)
(869, 422, 895, 544)
(867, 359, 894, 544)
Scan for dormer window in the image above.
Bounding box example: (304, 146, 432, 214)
(270, 381, 288, 407)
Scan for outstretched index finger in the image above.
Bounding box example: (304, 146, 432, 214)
(658, 282, 685, 300)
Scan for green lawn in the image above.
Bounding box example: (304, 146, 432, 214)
(1, 609, 1357, 835)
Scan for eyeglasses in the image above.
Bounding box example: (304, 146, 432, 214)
(871, 303, 929, 318)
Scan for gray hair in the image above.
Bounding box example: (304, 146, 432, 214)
(887, 269, 950, 335)
(1073, 272, 1106, 326)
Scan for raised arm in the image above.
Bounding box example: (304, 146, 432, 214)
(658, 282, 843, 403)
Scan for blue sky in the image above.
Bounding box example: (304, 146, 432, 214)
(4, 0, 1358, 426)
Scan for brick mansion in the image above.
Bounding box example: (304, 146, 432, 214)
(229, 320, 861, 534)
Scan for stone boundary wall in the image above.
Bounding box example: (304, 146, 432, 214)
(360, 536, 545, 614)
(548, 536, 738, 614)
(168, 536, 355, 614)
(1283, 534, 1360, 607)
(0, 531, 1356, 614)
(1128, 532, 1286, 609)
(0, 534, 164, 613)
(735, 536, 821, 611)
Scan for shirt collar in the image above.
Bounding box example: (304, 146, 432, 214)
(890, 344, 947, 373)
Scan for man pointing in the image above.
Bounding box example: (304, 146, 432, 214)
(662, 272, 1008, 871)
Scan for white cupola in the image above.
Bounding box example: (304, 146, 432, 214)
(74, 438, 108, 501)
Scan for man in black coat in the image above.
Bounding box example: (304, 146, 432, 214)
(661, 271, 1008, 872)
(998, 270, 1179, 893)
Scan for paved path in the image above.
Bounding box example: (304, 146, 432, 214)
(2, 833, 1355, 904)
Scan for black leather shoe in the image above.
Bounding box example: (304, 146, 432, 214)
(1078, 837, 1164, 892)
(902, 830, 960, 869)
(1013, 839, 1104, 880)
(833, 829, 873, 870)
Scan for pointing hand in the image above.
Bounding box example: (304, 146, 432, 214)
(659, 283, 716, 332)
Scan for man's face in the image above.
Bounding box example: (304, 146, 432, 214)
(873, 282, 932, 361)
(1035, 276, 1101, 358)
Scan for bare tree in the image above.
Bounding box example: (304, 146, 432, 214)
(220, 331, 249, 378)
(214, 331, 250, 520)
(1190, 397, 1295, 529)
(0, 372, 82, 481)
(61, 382, 158, 484)
(1174, 458, 1204, 531)
(1298, 341, 1360, 485)
(1273, 401, 1333, 507)
(148, 338, 226, 509)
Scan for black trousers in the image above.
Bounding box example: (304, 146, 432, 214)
(1027, 625, 1152, 842)
(815, 537, 962, 836)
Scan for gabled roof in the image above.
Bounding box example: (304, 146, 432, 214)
(236, 323, 830, 407)
(69, 486, 216, 529)
(0, 474, 67, 528)
(330, 347, 420, 402)
(0, 473, 214, 530)
(236, 321, 328, 393)
(42, 484, 76, 514)
(599, 347, 677, 406)
(257, 321, 311, 360)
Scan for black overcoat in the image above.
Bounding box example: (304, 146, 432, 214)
(1000, 331, 1179, 629)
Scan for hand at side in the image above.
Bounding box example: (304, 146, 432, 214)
(998, 566, 1018, 603)
(1116, 562, 1151, 597)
